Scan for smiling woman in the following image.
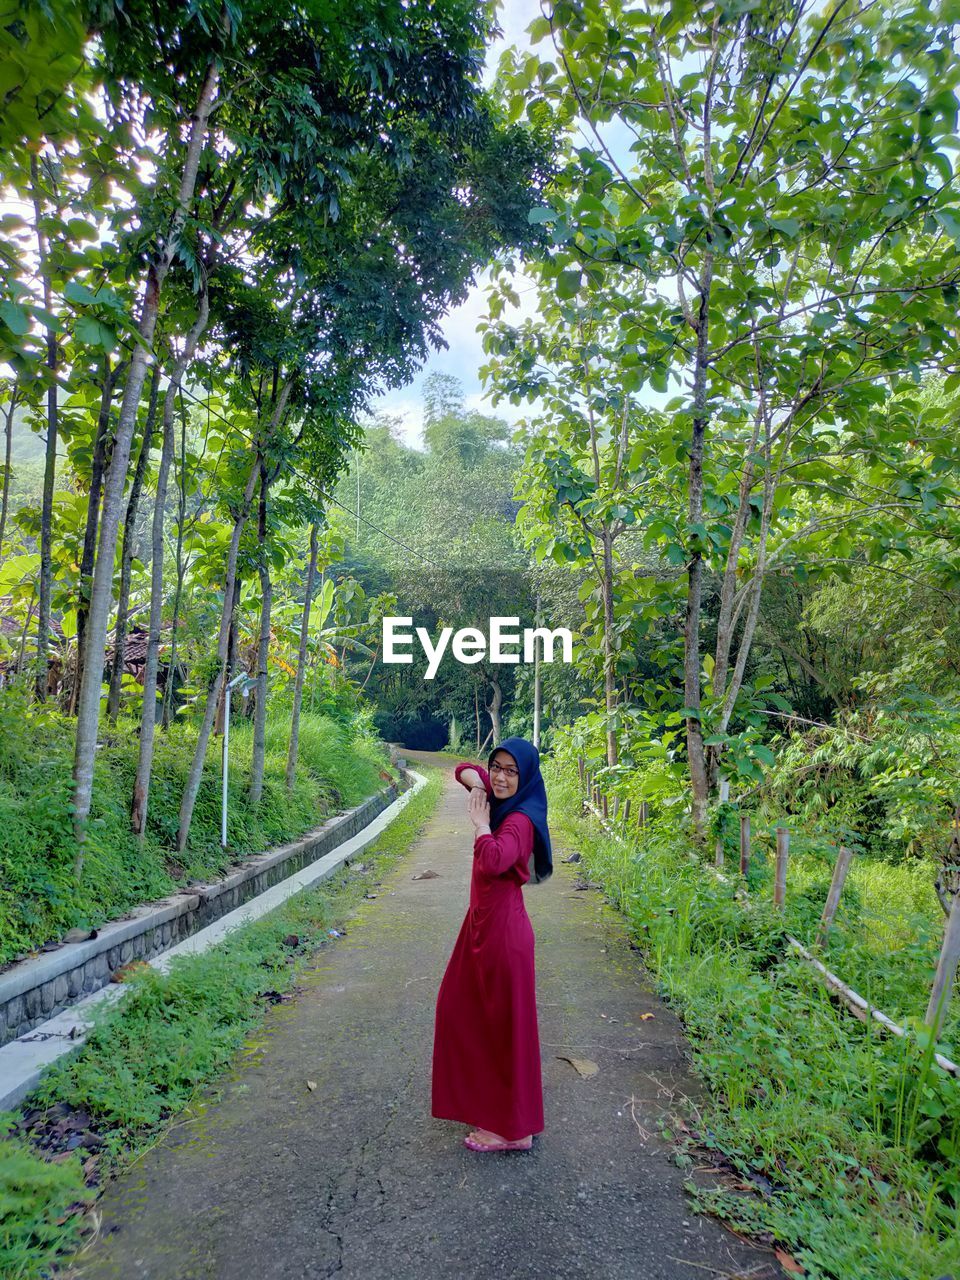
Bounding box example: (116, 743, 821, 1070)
(431, 738, 553, 1153)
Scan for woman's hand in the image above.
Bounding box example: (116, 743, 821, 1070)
(467, 786, 491, 836)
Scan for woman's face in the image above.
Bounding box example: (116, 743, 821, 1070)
(489, 750, 520, 799)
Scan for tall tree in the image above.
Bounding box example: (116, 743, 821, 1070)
(489, 0, 960, 834)
(71, 0, 549, 850)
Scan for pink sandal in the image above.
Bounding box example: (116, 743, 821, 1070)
(464, 1133, 533, 1153)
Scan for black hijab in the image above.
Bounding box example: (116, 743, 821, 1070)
(487, 736, 553, 884)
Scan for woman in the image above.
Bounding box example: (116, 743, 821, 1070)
(431, 736, 553, 1153)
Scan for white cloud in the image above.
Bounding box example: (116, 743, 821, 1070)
(373, 264, 542, 442)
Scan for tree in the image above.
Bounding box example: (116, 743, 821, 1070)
(489, 0, 960, 834)
(65, 0, 550, 852)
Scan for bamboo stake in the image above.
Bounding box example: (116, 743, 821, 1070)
(582, 786, 958, 1078)
(774, 827, 789, 909)
(787, 935, 959, 1078)
(815, 846, 854, 948)
(925, 888, 960, 1038)
(640, 801, 648, 830)
(739, 813, 750, 877)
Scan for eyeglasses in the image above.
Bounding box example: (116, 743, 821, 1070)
(490, 763, 519, 778)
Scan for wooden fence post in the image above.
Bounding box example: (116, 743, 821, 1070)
(739, 813, 751, 877)
(774, 827, 789, 909)
(639, 801, 648, 830)
(577, 756, 585, 787)
(622, 798, 631, 825)
(815, 846, 854, 948)
(602, 793, 609, 820)
(926, 889, 960, 1037)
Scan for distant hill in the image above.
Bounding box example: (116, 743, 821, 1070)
(10, 405, 46, 464)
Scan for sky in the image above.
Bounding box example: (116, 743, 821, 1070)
(372, 0, 541, 447)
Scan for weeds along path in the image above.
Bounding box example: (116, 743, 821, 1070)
(73, 752, 780, 1280)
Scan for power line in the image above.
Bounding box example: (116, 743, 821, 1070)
(174, 381, 443, 570)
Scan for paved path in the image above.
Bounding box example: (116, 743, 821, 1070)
(72, 752, 780, 1280)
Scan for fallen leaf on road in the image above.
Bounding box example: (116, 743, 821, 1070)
(775, 1249, 805, 1275)
(306, 1081, 317, 1092)
(412, 870, 440, 880)
(639, 1013, 655, 1021)
(557, 1055, 599, 1078)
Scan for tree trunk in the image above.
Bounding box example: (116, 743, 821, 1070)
(600, 530, 618, 767)
(30, 155, 58, 704)
(131, 294, 210, 836)
(72, 357, 122, 714)
(486, 670, 502, 745)
(249, 464, 272, 805)
(286, 522, 319, 790)
(716, 383, 777, 740)
(176, 455, 261, 853)
(108, 365, 160, 722)
(683, 252, 714, 840)
(0, 380, 18, 551)
(161, 390, 191, 729)
(215, 574, 243, 736)
(73, 60, 219, 853)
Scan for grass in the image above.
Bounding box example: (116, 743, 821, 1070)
(0, 690, 394, 965)
(0, 764, 444, 1280)
(546, 759, 960, 1280)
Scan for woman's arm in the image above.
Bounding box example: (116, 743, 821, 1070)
(454, 761, 490, 793)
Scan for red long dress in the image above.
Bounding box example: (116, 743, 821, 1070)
(431, 762, 544, 1141)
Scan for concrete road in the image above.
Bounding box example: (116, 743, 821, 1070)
(73, 751, 781, 1280)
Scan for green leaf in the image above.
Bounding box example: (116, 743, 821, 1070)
(63, 280, 100, 306)
(0, 301, 30, 336)
(556, 269, 581, 300)
(75, 315, 117, 351)
(935, 208, 960, 245)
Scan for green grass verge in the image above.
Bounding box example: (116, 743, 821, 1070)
(545, 761, 960, 1280)
(0, 690, 394, 964)
(0, 765, 443, 1280)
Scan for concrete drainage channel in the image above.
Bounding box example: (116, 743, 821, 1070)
(0, 765, 427, 1111)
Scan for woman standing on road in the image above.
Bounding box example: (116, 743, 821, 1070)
(431, 736, 553, 1153)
